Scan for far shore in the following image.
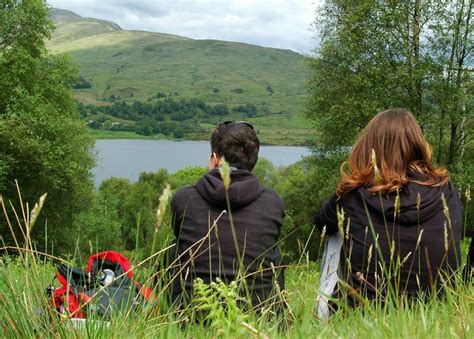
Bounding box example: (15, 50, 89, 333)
(88, 129, 314, 146)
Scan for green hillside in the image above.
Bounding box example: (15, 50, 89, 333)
(47, 8, 313, 145)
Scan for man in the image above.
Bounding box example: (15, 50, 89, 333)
(169, 121, 285, 309)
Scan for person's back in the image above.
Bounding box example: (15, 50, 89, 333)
(170, 121, 285, 308)
(315, 109, 462, 300)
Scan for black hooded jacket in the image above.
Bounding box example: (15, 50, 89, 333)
(315, 178, 462, 298)
(170, 168, 285, 306)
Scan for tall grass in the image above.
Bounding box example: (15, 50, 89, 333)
(1, 180, 473, 337)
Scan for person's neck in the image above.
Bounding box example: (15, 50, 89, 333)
(215, 165, 239, 171)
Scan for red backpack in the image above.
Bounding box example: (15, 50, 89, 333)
(48, 251, 154, 318)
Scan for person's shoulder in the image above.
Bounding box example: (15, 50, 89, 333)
(442, 180, 462, 203)
(262, 187, 285, 210)
(172, 185, 199, 207)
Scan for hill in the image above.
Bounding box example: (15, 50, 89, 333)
(47, 8, 312, 145)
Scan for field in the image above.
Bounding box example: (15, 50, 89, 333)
(89, 114, 315, 145)
(1, 241, 472, 338)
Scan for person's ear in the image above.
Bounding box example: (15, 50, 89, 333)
(208, 152, 220, 169)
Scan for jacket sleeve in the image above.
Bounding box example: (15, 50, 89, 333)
(314, 193, 339, 235)
(170, 193, 183, 239)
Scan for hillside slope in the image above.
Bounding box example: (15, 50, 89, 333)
(47, 8, 313, 144)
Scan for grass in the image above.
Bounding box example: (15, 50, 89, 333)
(1, 180, 473, 338)
(89, 129, 157, 140)
(1, 251, 472, 337)
(89, 112, 315, 145)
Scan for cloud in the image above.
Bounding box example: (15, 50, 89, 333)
(47, 0, 320, 53)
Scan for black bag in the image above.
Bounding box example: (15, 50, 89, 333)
(48, 251, 154, 318)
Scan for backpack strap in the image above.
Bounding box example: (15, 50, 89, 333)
(52, 270, 85, 318)
(86, 251, 134, 279)
(86, 250, 156, 301)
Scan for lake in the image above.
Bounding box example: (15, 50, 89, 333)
(93, 139, 310, 184)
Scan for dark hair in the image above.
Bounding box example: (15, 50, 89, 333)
(210, 122, 260, 171)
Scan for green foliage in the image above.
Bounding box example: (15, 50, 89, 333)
(79, 167, 208, 259)
(115, 170, 169, 252)
(72, 76, 92, 89)
(275, 153, 344, 260)
(70, 193, 123, 256)
(252, 157, 277, 188)
(0, 0, 95, 253)
(184, 278, 251, 331)
(307, 0, 473, 168)
(168, 166, 208, 189)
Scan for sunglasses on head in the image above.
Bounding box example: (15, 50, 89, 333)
(219, 120, 254, 130)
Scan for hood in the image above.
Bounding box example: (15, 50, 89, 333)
(195, 169, 264, 209)
(359, 182, 449, 226)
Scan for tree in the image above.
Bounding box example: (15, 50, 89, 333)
(0, 0, 95, 253)
(306, 0, 473, 167)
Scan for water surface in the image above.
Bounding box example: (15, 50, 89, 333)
(93, 139, 310, 184)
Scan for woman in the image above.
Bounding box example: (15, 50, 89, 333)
(315, 108, 462, 301)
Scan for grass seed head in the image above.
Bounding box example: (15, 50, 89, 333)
(218, 157, 231, 190)
(155, 184, 172, 231)
(29, 193, 47, 233)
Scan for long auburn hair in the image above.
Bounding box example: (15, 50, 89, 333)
(336, 108, 449, 197)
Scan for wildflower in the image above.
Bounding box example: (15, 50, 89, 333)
(465, 186, 471, 203)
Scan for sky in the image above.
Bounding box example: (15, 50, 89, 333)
(47, 0, 321, 53)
